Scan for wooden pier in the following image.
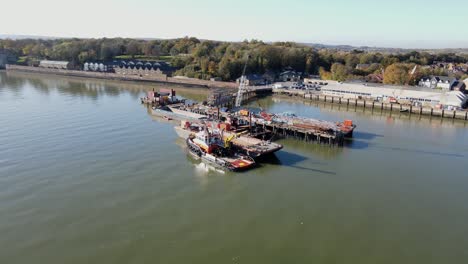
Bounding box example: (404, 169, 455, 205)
(272, 89, 468, 121)
(257, 122, 345, 146)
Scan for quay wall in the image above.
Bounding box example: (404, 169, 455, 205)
(273, 89, 468, 121)
(5, 65, 237, 89)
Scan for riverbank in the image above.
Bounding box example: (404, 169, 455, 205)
(5, 65, 237, 89)
(273, 88, 468, 121)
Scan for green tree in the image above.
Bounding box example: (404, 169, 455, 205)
(331, 63, 348, 81)
(143, 41, 160, 57)
(126, 40, 141, 58)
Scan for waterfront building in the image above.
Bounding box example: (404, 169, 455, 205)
(279, 70, 301, 82)
(83, 62, 109, 72)
(321, 82, 467, 108)
(39, 60, 71, 70)
(113, 61, 174, 78)
(418, 76, 458, 90)
(0, 50, 17, 69)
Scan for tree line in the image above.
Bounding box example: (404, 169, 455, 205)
(1, 37, 467, 84)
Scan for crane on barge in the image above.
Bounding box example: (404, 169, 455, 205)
(235, 55, 250, 107)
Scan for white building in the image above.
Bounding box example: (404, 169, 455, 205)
(419, 76, 457, 90)
(321, 82, 467, 108)
(39, 60, 70, 69)
(84, 62, 107, 72)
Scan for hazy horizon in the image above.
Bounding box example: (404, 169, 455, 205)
(2, 0, 468, 49)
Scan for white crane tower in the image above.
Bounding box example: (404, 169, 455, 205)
(235, 56, 250, 107)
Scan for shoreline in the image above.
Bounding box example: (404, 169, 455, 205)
(3, 70, 212, 101)
(5, 65, 237, 90)
(4, 68, 466, 122)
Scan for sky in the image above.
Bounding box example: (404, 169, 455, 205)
(2, 0, 468, 49)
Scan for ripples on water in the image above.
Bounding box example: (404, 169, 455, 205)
(1, 72, 468, 263)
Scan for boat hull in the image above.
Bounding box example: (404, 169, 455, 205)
(167, 106, 207, 119)
(186, 138, 255, 172)
(175, 126, 282, 159)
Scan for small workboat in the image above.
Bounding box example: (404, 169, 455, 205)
(186, 128, 256, 172)
(175, 121, 283, 159)
(167, 105, 208, 120)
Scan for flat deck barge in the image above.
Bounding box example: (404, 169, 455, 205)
(165, 104, 354, 146)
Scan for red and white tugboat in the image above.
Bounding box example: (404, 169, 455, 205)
(186, 127, 256, 172)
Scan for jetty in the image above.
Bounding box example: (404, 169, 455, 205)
(158, 104, 354, 146)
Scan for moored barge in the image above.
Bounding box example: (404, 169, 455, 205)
(186, 129, 256, 172)
(175, 121, 283, 159)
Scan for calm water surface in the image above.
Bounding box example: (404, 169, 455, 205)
(1, 71, 468, 264)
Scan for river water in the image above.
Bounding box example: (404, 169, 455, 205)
(1, 71, 467, 264)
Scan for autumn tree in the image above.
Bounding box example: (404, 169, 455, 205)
(319, 67, 332, 80)
(383, 63, 414, 85)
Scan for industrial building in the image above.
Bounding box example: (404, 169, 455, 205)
(321, 82, 467, 109)
(113, 61, 174, 78)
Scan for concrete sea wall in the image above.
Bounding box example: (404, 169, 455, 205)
(5, 65, 237, 89)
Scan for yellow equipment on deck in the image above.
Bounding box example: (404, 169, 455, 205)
(223, 130, 248, 148)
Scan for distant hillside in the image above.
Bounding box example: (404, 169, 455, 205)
(0, 34, 58, 40)
(300, 43, 468, 54)
(1, 34, 467, 54)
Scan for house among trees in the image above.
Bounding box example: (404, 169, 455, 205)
(418, 76, 458, 90)
(39, 60, 71, 70)
(279, 70, 301, 82)
(430, 61, 468, 74)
